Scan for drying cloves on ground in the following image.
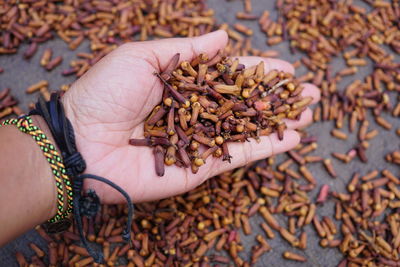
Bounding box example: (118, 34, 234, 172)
(4, 0, 400, 266)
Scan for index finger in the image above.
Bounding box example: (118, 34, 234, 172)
(236, 56, 295, 74)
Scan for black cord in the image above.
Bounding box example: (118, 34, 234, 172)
(30, 92, 134, 263)
(73, 174, 134, 263)
(31, 94, 86, 177)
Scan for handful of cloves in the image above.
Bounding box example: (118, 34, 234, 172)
(129, 52, 311, 176)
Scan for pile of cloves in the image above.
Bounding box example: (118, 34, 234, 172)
(129, 52, 311, 176)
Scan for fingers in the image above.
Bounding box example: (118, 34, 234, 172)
(204, 130, 300, 177)
(225, 59, 320, 131)
(122, 30, 228, 71)
(284, 108, 313, 130)
(301, 83, 321, 104)
(235, 56, 295, 74)
(232, 58, 320, 106)
(284, 83, 321, 130)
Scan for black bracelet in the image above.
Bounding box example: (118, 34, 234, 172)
(30, 92, 134, 263)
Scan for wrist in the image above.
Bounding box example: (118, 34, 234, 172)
(61, 92, 81, 155)
(61, 91, 88, 173)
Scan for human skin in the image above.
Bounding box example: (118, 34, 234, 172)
(0, 30, 320, 245)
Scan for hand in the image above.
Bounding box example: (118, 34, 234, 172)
(62, 30, 320, 204)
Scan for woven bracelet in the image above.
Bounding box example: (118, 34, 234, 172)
(0, 116, 73, 223)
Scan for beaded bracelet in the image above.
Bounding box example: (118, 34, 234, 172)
(0, 116, 73, 223)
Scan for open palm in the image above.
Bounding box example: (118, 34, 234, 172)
(62, 31, 320, 204)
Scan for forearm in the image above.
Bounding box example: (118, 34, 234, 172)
(0, 115, 56, 246)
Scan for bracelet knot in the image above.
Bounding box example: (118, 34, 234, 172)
(78, 189, 100, 218)
(64, 151, 86, 177)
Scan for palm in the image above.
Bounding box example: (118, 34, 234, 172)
(62, 31, 320, 204)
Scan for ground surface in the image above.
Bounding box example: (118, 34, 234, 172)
(0, 0, 399, 266)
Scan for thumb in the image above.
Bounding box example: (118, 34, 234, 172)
(122, 30, 229, 71)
